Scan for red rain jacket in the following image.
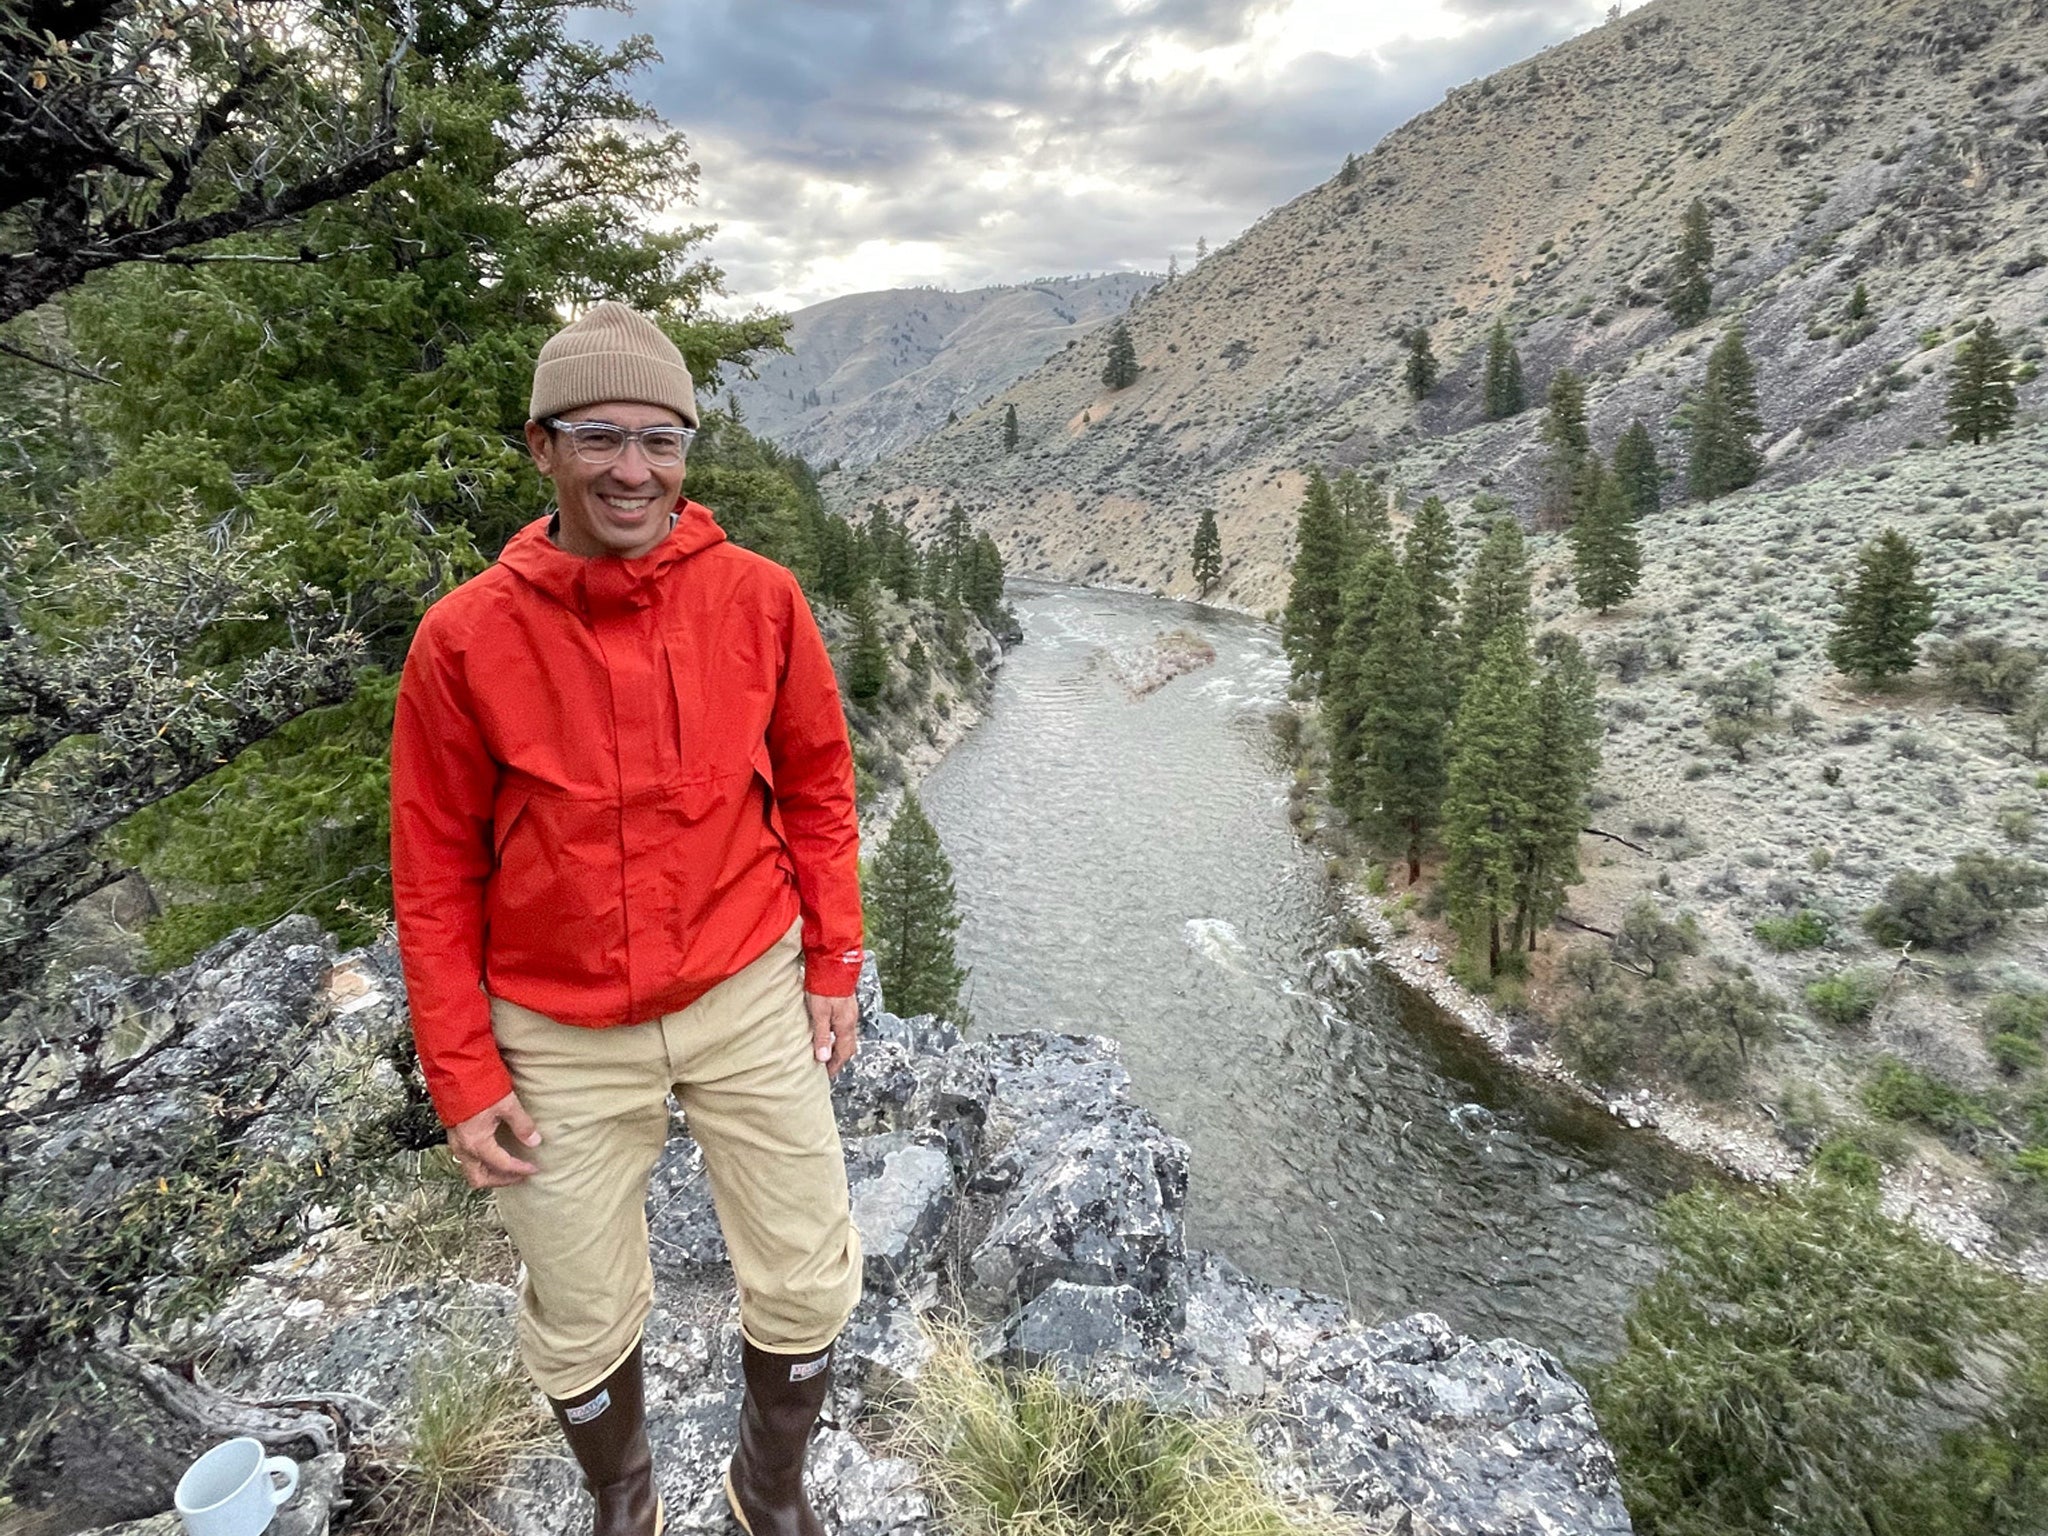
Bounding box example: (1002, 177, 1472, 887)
(390, 502, 863, 1126)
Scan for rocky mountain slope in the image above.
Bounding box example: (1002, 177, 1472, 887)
(829, 0, 2048, 607)
(728, 275, 1156, 470)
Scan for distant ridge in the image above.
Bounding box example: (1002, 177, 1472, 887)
(829, 0, 2048, 606)
(727, 274, 1158, 468)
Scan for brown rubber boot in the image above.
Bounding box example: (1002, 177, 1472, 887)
(722, 1339, 833, 1536)
(547, 1339, 666, 1536)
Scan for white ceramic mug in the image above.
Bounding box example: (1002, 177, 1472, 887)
(174, 1437, 299, 1536)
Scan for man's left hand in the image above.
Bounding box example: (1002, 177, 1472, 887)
(806, 990, 859, 1076)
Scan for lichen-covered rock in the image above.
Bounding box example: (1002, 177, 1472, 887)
(847, 1132, 955, 1294)
(1262, 1312, 1633, 1535)
(649, 1133, 730, 1269)
(1007, 1281, 1149, 1370)
(969, 1110, 1190, 1310)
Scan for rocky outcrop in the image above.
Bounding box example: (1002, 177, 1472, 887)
(17, 922, 1635, 1534)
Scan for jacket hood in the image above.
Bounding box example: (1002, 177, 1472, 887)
(496, 498, 728, 616)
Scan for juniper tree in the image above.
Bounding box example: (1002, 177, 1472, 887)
(1443, 628, 1536, 975)
(1947, 319, 2018, 446)
(1102, 320, 1139, 390)
(1483, 319, 1527, 419)
(1514, 636, 1602, 949)
(1846, 280, 1869, 321)
(1191, 508, 1223, 595)
(1828, 528, 1935, 689)
(862, 792, 966, 1019)
(1003, 403, 1019, 452)
(1612, 418, 1663, 519)
(1569, 457, 1643, 614)
(1405, 328, 1440, 401)
(1282, 469, 1350, 688)
(1667, 197, 1715, 328)
(1539, 368, 1590, 527)
(0, 0, 787, 982)
(1403, 494, 1459, 645)
(1457, 517, 1532, 682)
(1356, 567, 1449, 883)
(1325, 544, 1399, 817)
(1685, 325, 1763, 500)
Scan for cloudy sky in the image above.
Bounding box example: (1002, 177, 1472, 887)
(596, 0, 1644, 315)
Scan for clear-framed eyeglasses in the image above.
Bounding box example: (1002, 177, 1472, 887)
(544, 417, 696, 467)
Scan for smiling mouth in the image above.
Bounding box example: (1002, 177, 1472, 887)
(600, 494, 657, 514)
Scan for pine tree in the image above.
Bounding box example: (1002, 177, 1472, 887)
(965, 533, 1008, 627)
(1612, 417, 1662, 519)
(1513, 637, 1601, 950)
(1828, 527, 1936, 689)
(1482, 319, 1527, 419)
(1403, 494, 1458, 644)
(847, 579, 889, 703)
(1356, 567, 1449, 883)
(1443, 628, 1535, 975)
(1282, 469, 1350, 688)
(1539, 368, 1590, 527)
(1101, 319, 1139, 390)
(1846, 280, 1869, 322)
(1405, 328, 1440, 401)
(1685, 325, 1763, 500)
(861, 792, 966, 1019)
(1333, 468, 1391, 549)
(1667, 197, 1715, 328)
(1325, 544, 1398, 816)
(1568, 456, 1643, 614)
(1191, 507, 1223, 595)
(1002, 402, 1019, 452)
(1947, 319, 2018, 446)
(1338, 152, 1360, 186)
(1457, 516, 1532, 681)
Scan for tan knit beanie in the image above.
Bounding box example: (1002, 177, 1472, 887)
(529, 301, 699, 427)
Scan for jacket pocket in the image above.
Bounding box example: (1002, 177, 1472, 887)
(485, 791, 621, 984)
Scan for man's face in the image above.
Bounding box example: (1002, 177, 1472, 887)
(524, 401, 688, 560)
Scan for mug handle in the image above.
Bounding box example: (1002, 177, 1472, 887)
(264, 1455, 300, 1508)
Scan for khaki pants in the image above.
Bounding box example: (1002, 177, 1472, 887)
(488, 918, 862, 1398)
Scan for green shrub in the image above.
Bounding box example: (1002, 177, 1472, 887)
(1754, 908, 1832, 952)
(1983, 990, 2048, 1042)
(1929, 634, 2043, 714)
(1806, 968, 1885, 1025)
(1812, 1135, 1884, 1189)
(1862, 1056, 1997, 1147)
(1591, 1177, 2040, 1536)
(1993, 1033, 2047, 1076)
(1864, 851, 2048, 952)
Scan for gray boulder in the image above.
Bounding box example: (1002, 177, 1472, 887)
(846, 1132, 956, 1295)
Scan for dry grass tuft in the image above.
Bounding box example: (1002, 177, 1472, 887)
(354, 1318, 551, 1534)
(890, 1323, 1348, 1536)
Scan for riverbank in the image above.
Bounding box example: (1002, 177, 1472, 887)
(1284, 705, 2048, 1284)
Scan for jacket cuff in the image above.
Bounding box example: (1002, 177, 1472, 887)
(430, 1058, 517, 1129)
(803, 946, 863, 996)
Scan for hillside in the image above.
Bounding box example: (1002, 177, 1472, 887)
(728, 274, 1156, 469)
(830, 0, 2048, 608)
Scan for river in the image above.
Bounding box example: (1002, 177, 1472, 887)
(918, 580, 1702, 1363)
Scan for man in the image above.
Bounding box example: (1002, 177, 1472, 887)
(390, 301, 864, 1536)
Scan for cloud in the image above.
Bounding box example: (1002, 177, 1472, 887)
(589, 0, 1617, 311)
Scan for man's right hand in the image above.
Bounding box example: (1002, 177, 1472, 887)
(447, 1091, 543, 1188)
